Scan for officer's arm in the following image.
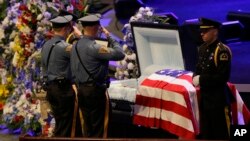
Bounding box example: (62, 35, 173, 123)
(200, 50, 231, 86)
(192, 47, 202, 86)
(90, 38, 125, 61)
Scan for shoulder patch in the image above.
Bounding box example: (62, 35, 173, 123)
(219, 53, 229, 61)
(65, 45, 72, 52)
(98, 45, 110, 54)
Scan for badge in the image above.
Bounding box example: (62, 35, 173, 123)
(98, 45, 110, 54)
(65, 45, 72, 52)
(219, 53, 229, 61)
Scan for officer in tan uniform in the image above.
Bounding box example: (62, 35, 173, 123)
(192, 18, 232, 140)
(70, 14, 125, 137)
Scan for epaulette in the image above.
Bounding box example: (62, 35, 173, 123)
(214, 42, 232, 67)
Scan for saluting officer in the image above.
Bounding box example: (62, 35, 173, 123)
(41, 13, 81, 137)
(192, 18, 232, 140)
(71, 14, 125, 137)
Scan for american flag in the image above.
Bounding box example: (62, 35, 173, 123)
(133, 69, 250, 139)
(228, 82, 250, 125)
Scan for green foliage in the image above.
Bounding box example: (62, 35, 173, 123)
(0, 0, 7, 22)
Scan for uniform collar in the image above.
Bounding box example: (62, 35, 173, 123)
(81, 35, 96, 40)
(54, 35, 65, 40)
(205, 39, 219, 50)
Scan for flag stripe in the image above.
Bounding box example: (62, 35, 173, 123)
(134, 70, 199, 139)
(133, 70, 250, 139)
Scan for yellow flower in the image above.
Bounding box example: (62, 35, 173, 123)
(7, 76, 12, 83)
(4, 89, 9, 97)
(0, 85, 4, 97)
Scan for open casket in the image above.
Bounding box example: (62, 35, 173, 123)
(108, 22, 201, 137)
(109, 22, 199, 101)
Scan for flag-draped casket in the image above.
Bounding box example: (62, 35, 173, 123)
(108, 22, 250, 139)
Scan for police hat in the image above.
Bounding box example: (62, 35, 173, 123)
(50, 15, 73, 28)
(199, 18, 221, 29)
(58, 10, 78, 22)
(78, 14, 101, 26)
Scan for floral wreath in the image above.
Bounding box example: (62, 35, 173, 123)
(115, 7, 171, 80)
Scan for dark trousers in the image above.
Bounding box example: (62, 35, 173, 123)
(46, 81, 82, 137)
(77, 84, 107, 137)
(199, 88, 230, 140)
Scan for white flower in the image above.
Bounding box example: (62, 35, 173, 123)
(16, 101, 23, 107)
(127, 62, 135, 70)
(116, 67, 121, 72)
(114, 72, 119, 79)
(0, 27, 5, 40)
(116, 61, 122, 66)
(146, 11, 153, 16)
(121, 60, 128, 66)
(37, 14, 43, 21)
(2, 18, 10, 27)
(123, 35, 128, 41)
(135, 13, 143, 19)
(9, 31, 18, 39)
(145, 7, 151, 12)
(66, 5, 74, 11)
(139, 7, 145, 13)
(118, 70, 124, 76)
(44, 12, 52, 20)
(124, 23, 130, 29)
(124, 70, 129, 76)
(127, 54, 132, 60)
(123, 54, 128, 60)
(37, 26, 44, 32)
(118, 75, 124, 80)
(128, 32, 133, 38)
(23, 103, 29, 109)
(122, 44, 128, 51)
(130, 53, 136, 60)
(9, 42, 15, 49)
(48, 127, 54, 137)
(129, 16, 137, 22)
(0, 0, 3, 4)
(30, 42, 35, 49)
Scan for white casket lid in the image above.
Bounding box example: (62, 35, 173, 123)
(131, 22, 185, 78)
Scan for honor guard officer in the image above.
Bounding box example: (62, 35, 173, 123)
(71, 14, 125, 137)
(41, 13, 82, 137)
(192, 18, 232, 140)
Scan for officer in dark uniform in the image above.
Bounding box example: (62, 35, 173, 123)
(71, 14, 125, 137)
(192, 18, 232, 140)
(41, 14, 82, 137)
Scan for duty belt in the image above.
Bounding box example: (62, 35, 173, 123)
(48, 78, 71, 85)
(78, 81, 105, 87)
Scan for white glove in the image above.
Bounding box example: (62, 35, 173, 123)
(192, 75, 200, 87)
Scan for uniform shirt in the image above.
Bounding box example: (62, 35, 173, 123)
(41, 35, 72, 81)
(193, 39, 231, 88)
(71, 36, 125, 84)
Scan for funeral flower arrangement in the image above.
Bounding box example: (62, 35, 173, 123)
(115, 7, 154, 80)
(0, 0, 65, 136)
(0, 0, 91, 136)
(0, 0, 53, 135)
(115, 7, 172, 80)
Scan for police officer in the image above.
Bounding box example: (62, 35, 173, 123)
(71, 14, 125, 137)
(192, 18, 232, 140)
(41, 13, 82, 137)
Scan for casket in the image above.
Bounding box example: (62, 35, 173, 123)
(109, 22, 197, 95)
(108, 22, 198, 103)
(108, 22, 199, 135)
